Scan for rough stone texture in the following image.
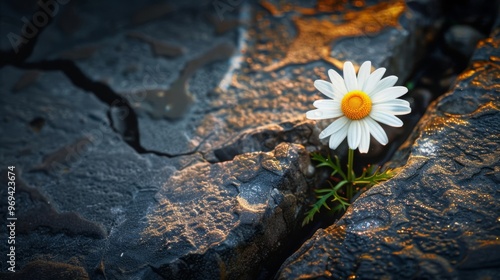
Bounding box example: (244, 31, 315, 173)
(0, 66, 175, 278)
(0, 67, 176, 229)
(0, 65, 312, 279)
(104, 143, 312, 279)
(277, 25, 500, 279)
(0, 0, 473, 279)
(1, 0, 215, 60)
(14, 0, 440, 159)
(197, 0, 439, 162)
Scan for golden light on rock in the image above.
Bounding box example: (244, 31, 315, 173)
(460, 60, 500, 91)
(262, 0, 406, 72)
(423, 116, 468, 135)
(457, 35, 500, 91)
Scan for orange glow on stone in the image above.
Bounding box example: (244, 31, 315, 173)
(262, 0, 406, 72)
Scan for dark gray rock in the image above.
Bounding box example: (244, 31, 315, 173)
(2, 260, 90, 280)
(0, 0, 477, 279)
(200, 0, 441, 161)
(0, 0, 41, 54)
(103, 142, 312, 279)
(277, 24, 500, 280)
(52, 5, 242, 156)
(21, 0, 217, 62)
(0, 66, 177, 276)
(0, 66, 313, 279)
(22, 0, 441, 159)
(0, 67, 177, 229)
(445, 25, 485, 58)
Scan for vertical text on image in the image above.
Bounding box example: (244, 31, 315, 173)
(6, 166, 16, 273)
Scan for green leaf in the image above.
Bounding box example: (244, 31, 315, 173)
(305, 152, 396, 226)
(353, 166, 395, 190)
(302, 180, 349, 226)
(311, 152, 346, 180)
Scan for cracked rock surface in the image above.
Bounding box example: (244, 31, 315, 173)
(105, 142, 311, 279)
(0, 0, 497, 279)
(277, 22, 500, 280)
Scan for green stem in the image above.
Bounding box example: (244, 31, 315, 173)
(347, 149, 354, 182)
(347, 148, 354, 201)
(353, 180, 371, 185)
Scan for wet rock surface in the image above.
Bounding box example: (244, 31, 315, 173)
(0, 0, 498, 279)
(277, 23, 500, 279)
(105, 143, 312, 279)
(4, 0, 440, 159)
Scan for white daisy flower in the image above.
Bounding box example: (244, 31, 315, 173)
(306, 61, 411, 153)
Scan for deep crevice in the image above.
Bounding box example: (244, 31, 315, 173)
(0, 2, 195, 159)
(8, 58, 199, 158)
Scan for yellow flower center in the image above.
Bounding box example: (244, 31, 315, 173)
(341, 90, 372, 120)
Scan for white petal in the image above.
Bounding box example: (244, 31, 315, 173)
(358, 120, 371, 153)
(372, 103, 411, 115)
(347, 120, 361, 150)
(328, 69, 348, 97)
(306, 109, 343, 120)
(364, 117, 388, 145)
(364, 67, 386, 95)
(319, 116, 349, 139)
(370, 111, 404, 127)
(314, 80, 335, 99)
(371, 75, 398, 95)
(313, 99, 341, 110)
(377, 99, 410, 107)
(329, 123, 348, 150)
(357, 61, 371, 90)
(371, 86, 408, 103)
(343, 61, 358, 92)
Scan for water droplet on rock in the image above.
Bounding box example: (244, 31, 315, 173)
(348, 217, 386, 232)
